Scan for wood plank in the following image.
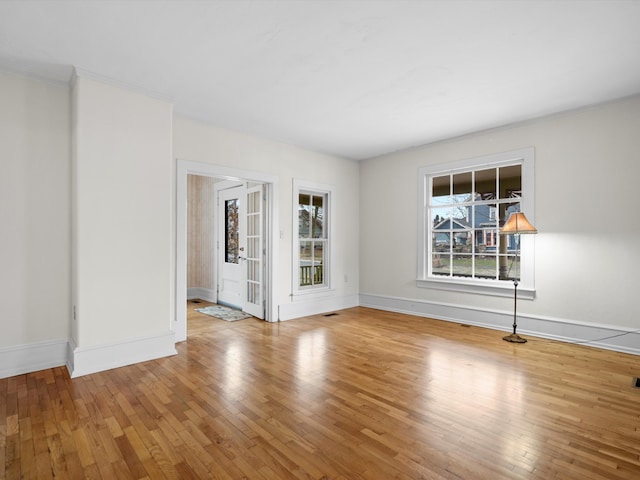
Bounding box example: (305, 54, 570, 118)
(2, 304, 640, 479)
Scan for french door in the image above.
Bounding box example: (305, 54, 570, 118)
(217, 184, 264, 319)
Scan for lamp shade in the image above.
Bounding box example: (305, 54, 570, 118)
(501, 212, 537, 234)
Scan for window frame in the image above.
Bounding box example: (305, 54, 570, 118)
(292, 179, 333, 295)
(417, 148, 536, 298)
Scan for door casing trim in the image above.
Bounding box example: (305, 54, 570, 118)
(175, 159, 279, 342)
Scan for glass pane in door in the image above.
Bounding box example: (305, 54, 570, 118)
(225, 199, 239, 263)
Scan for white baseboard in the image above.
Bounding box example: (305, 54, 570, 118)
(359, 293, 640, 356)
(0, 339, 68, 379)
(68, 330, 177, 378)
(187, 287, 216, 303)
(279, 293, 359, 321)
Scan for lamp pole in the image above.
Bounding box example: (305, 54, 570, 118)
(503, 234, 526, 342)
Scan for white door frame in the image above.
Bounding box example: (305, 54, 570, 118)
(175, 159, 279, 342)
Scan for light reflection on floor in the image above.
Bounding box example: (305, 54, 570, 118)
(296, 328, 327, 381)
(224, 342, 244, 395)
(426, 346, 533, 469)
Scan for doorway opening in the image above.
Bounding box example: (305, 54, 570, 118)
(175, 160, 279, 342)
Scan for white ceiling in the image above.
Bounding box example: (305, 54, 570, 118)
(1, 1, 639, 160)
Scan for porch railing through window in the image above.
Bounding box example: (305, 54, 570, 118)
(300, 264, 323, 286)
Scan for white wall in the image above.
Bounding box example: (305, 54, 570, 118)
(69, 74, 176, 376)
(360, 95, 640, 353)
(0, 72, 71, 377)
(173, 115, 360, 319)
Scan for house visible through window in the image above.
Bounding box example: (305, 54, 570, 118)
(418, 148, 535, 297)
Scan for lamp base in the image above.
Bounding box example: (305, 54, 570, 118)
(502, 333, 527, 343)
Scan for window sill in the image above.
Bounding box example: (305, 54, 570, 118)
(291, 287, 335, 301)
(417, 277, 535, 300)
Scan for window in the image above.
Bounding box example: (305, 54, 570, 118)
(293, 180, 332, 292)
(418, 148, 535, 298)
(224, 199, 239, 264)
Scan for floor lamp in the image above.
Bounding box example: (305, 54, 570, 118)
(500, 212, 537, 343)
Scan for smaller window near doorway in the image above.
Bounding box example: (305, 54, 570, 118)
(293, 180, 333, 293)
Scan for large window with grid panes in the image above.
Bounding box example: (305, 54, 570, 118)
(418, 148, 535, 297)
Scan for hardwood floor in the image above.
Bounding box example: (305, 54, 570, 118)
(2, 303, 640, 479)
